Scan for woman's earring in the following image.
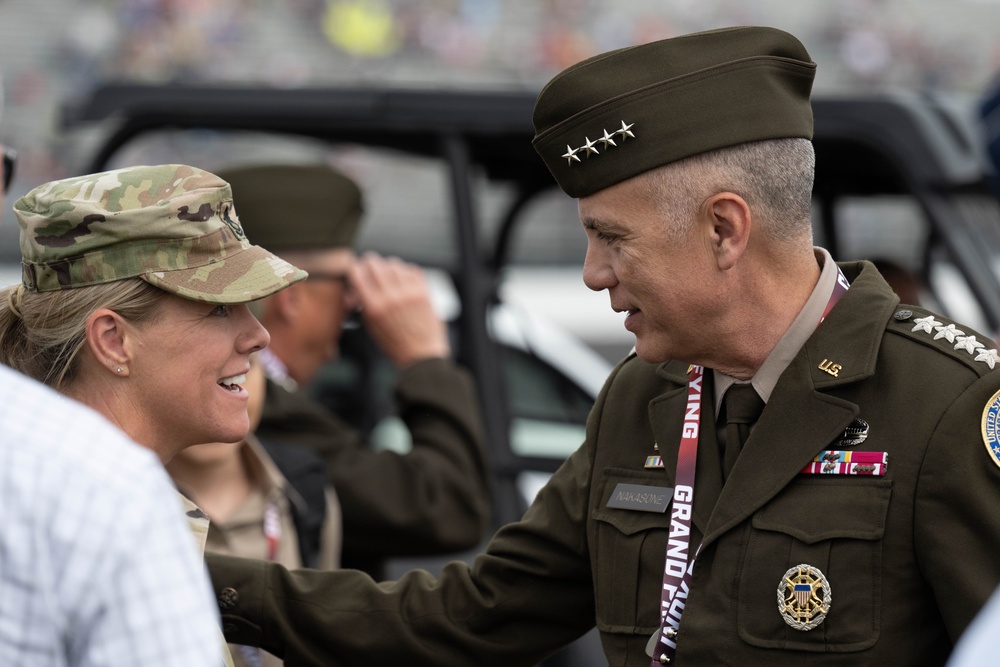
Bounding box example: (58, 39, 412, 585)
(116, 366, 123, 374)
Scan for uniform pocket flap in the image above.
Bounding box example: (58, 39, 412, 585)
(751, 479, 892, 543)
(593, 467, 673, 536)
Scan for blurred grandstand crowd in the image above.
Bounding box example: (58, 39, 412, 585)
(1, 0, 1000, 199)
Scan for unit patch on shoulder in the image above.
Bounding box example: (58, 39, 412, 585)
(981, 388, 1000, 470)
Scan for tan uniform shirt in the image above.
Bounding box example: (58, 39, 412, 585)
(200, 437, 341, 667)
(179, 493, 235, 667)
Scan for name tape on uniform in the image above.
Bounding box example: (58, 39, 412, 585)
(606, 483, 672, 513)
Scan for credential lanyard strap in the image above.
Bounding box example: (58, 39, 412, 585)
(650, 266, 849, 666)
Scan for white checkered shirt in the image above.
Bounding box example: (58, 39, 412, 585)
(0, 364, 223, 667)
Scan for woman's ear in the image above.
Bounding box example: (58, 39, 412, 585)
(705, 192, 753, 271)
(84, 308, 131, 376)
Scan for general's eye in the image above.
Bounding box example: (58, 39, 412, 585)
(595, 231, 617, 244)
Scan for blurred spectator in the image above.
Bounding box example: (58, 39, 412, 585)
(219, 163, 491, 578)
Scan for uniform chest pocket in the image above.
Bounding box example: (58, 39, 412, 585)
(592, 468, 674, 635)
(738, 479, 892, 653)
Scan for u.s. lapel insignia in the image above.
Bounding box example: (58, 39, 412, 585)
(837, 417, 869, 446)
(981, 389, 1000, 470)
(778, 564, 832, 631)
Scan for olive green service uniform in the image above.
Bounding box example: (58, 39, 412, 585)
(256, 358, 492, 576)
(205, 26, 1000, 666)
(209, 261, 1000, 665)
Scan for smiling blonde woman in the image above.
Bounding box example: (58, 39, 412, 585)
(0, 163, 307, 666)
(0, 163, 306, 461)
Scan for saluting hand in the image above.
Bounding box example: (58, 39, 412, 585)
(348, 252, 450, 368)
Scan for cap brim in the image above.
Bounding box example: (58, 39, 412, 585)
(142, 244, 307, 304)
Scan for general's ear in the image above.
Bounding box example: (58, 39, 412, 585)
(705, 192, 753, 271)
(84, 308, 131, 375)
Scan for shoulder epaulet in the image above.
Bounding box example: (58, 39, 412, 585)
(886, 306, 1000, 374)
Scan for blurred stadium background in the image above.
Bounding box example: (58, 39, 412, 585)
(3, 0, 1000, 199)
(2, 0, 1000, 362)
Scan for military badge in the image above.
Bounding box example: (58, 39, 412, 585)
(800, 449, 887, 476)
(836, 417, 869, 446)
(644, 455, 664, 469)
(778, 564, 831, 631)
(981, 389, 1000, 470)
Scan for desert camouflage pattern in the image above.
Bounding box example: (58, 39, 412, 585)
(14, 164, 306, 304)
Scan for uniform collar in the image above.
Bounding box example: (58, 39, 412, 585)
(178, 492, 210, 557)
(713, 246, 839, 416)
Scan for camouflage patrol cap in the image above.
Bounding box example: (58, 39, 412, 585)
(14, 164, 308, 303)
(532, 26, 817, 198)
(216, 164, 363, 252)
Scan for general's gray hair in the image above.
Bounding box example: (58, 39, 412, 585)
(639, 137, 815, 244)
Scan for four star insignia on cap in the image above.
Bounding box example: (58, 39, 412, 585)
(562, 145, 582, 166)
(561, 121, 636, 167)
(581, 137, 600, 157)
(615, 120, 635, 140)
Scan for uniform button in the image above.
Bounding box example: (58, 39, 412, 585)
(893, 309, 913, 321)
(219, 587, 239, 610)
(659, 654, 671, 664)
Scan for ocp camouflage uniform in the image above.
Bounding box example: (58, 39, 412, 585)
(15, 164, 304, 301)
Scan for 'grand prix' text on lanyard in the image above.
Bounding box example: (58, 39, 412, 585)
(650, 266, 850, 666)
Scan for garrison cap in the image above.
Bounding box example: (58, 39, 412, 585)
(14, 164, 307, 303)
(217, 164, 363, 252)
(532, 26, 817, 198)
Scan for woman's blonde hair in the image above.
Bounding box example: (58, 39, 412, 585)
(0, 279, 167, 390)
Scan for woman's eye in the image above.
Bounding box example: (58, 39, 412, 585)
(211, 305, 231, 317)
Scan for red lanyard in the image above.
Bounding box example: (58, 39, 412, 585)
(264, 500, 281, 561)
(650, 266, 849, 666)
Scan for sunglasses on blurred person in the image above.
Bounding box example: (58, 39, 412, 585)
(3, 147, 15, 192)
(307, 270, 362, 329)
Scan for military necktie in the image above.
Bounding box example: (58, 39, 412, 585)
(721, 383, 766, 481)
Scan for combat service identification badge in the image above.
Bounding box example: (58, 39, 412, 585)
(981, 389, 1000, 470)
(778, 564, 832, 631)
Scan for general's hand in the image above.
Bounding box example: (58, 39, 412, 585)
(349, 252, 450, 368)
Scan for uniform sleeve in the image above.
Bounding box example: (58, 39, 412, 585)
(324, 358, 492, 557)
(914, 371, 1000, 641)
(207, 362, 634, 666)
(211, 439, 594, 666)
